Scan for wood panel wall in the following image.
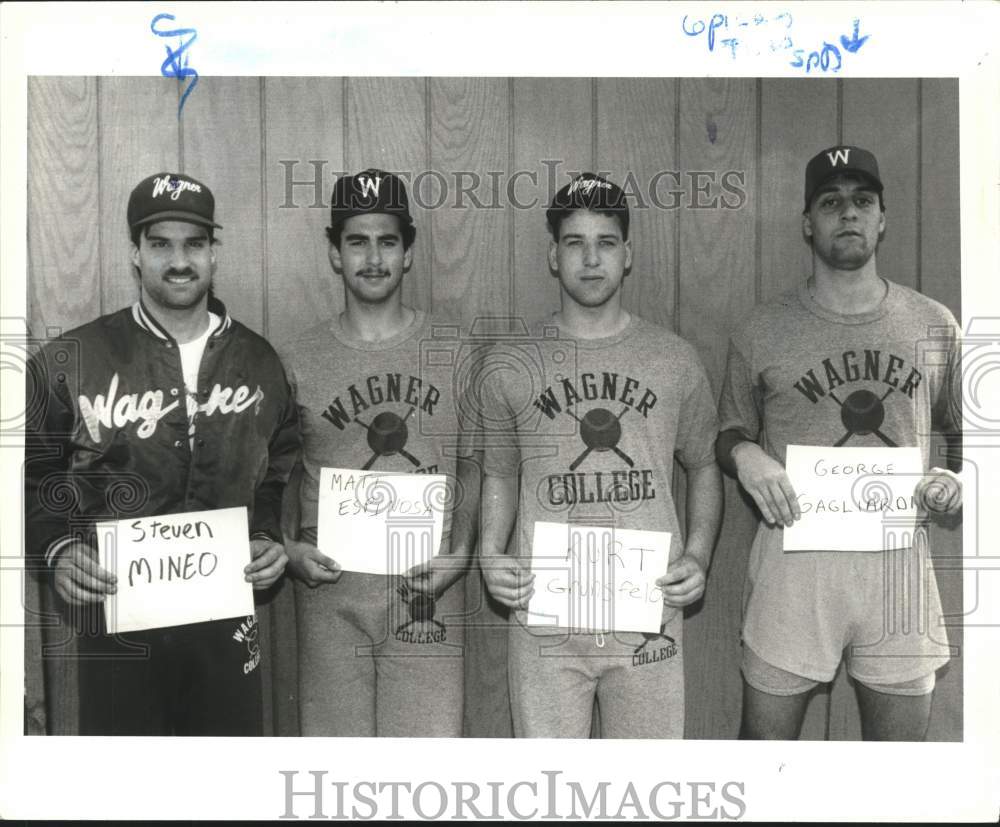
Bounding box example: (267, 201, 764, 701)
(24, 76, 962, 741)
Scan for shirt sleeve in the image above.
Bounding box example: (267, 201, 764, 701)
(674, 348, 720, 469)
(717, 333, 763, 443)
(476, 346, 522, 478)
(23, 343, 82, 566)
(931, 317, 963, 438)
(250, 351, 302, 542)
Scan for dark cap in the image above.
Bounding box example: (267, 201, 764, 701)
(804, 146, 883, 211)
(330, 168, 414, 231)
(546, 173, 630, 238)
(127, 172, 221, 230)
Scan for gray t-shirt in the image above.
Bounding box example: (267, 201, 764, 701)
(481, 313, 719, 565)
(280, 310, 463, 547)
(718, 279, 961, 469)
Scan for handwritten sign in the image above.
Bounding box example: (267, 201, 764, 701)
(97, 506, 254, 634)
(783, 445, 923, 552)
(317, 468, 446, 575)
(526, 521, 670, 634)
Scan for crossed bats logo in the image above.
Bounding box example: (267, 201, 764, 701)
(353, 406, 424, 470)
(829, 387, 898, 447)
(395, 581, 445, 637)
(633, 630, 676, 655)
(560, 403, 636, 470)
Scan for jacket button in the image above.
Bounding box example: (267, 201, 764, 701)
(196, 437, 205, 447)
(174, 440, 183, 448)
(170, 387, 179, 396)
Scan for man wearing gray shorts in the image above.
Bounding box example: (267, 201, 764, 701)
(479, 174, 723, 738)
(716, 146, 962, 740)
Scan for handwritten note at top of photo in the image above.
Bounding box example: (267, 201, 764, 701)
(783, 445, 924, 552)
(317, 468, 446, 575)
(96, 506, 254, 634)
(526, 521, 671, 634)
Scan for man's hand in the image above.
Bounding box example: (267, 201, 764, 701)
(731, 441, 801, 527)
(914, 467, 962, 515)
(657, 554, 708, 608)
(284, 537, 342, 588)
(403, 556, 467, 600)
(53, 541, 116, 605)
(246, 538, 288, 590)
(481, 555, 534, 610)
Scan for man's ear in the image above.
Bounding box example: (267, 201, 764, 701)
(328, 241, 343, 274)
(878, 210, 886, 235)
(623, 239, 633, 271)
(802, 212, 813, 239)
(548, 239, 559, 274)
(130, 241, 141, 270)
(403, 245, 413, 271)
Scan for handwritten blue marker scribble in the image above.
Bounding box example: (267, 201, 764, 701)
(681, 12, 868, 74)
(840, 19, 869, 53)
(151, 13, 198, 117)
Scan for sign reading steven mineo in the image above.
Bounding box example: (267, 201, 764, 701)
(317, 468, 446, 575)
(96, 506, 254, 634)
(783, 445, 924, 552)
(527, 521, 670, 634)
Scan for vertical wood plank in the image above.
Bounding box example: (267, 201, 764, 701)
(345, 78, 430, 313)
(27, 77, 101, 335)
(428, 78, 510, 325)
(842, 80, 920, 292)
(427, 79, 512, 737)
(759, 78, 839, 300)
(98, 77, 180, 315)
(677, 78, 758, 739)
(262, 77, 347, 737)
(919, 78, 961, 318)
(512, 78, 592, 325)
(596, 78, 678, 329)
(264, 78, 344, 345)
(27, 76, 102, 736)
(181, 77, 265, 333)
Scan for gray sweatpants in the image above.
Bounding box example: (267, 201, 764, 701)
(295, 571, 465, 736)
(507, 609, 684, 739)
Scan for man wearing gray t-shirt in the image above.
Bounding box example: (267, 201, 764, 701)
(280, 170, 478, 736)
(716, 146, 962, 741)
(479, 174, 723, 738)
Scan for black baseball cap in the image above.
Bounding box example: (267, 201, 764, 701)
(546, 173, 630, 238)
(329, 168, 415, 234)
(804, 146, 883, 211)
(127, 172, 221, 230)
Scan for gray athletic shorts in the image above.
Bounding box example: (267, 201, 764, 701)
(741, 523, 950, 692)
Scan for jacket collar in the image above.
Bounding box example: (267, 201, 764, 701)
(131, 295, 233, 341)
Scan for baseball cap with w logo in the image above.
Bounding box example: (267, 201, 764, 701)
(804, 146, 883, 211)
(127, 172, 222, 230)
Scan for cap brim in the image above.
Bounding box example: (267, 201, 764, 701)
(806, 169, 883, 210)
(130, 210, 223, 230)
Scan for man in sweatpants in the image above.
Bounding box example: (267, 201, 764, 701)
(479, 174, 723, 738)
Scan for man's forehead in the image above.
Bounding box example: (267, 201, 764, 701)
(341, 213, 402, 236)
(559, 209, 624, 235)
(144, 220, 210, 238)
(814, 173, 878, 195)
